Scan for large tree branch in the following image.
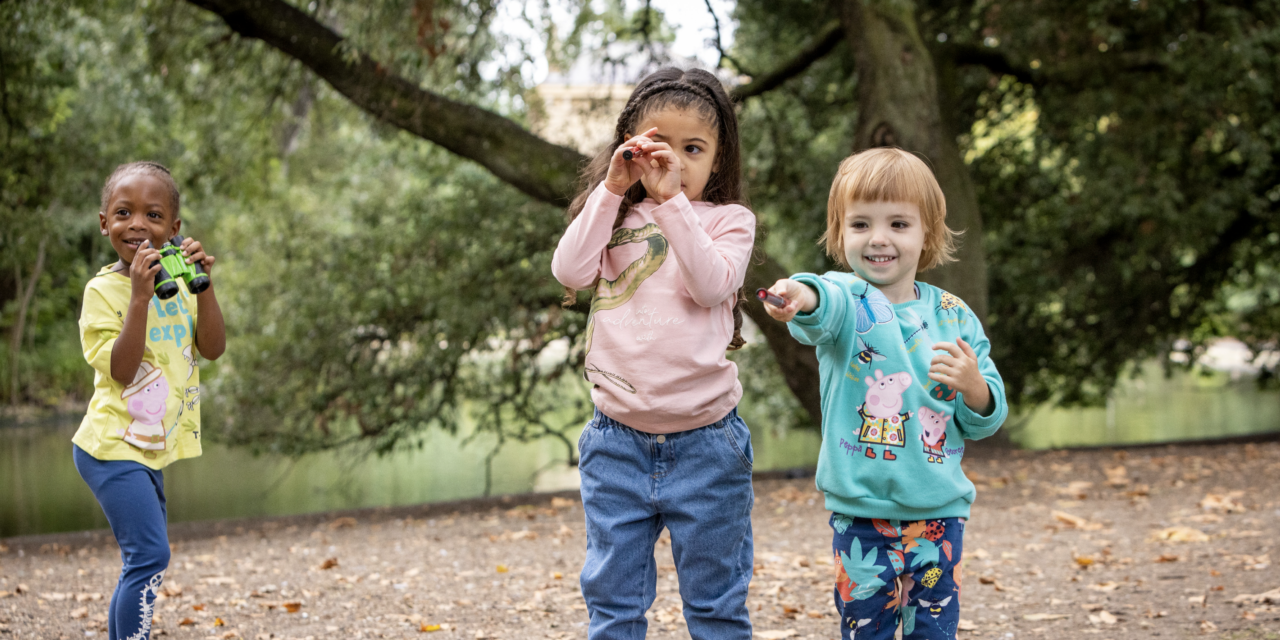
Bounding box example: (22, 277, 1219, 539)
(943, 42, 1168, 92)
(185, 0, 584, 206)
(732, 21, 844, 101)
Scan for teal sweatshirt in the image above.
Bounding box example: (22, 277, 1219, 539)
(788, 272, 1007, 520)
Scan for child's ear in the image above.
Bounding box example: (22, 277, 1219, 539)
(99, 212, 109, 236)
(170, 217, 182, 238)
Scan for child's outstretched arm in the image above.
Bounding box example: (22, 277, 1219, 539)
(180, 237, 225, 360)
(551, 130, 660, 290)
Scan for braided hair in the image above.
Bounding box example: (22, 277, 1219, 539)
(99, 161, 181, 218)
(564, 67, 751, 350)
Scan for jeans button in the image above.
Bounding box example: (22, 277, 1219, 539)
(656, 435, 666, 444)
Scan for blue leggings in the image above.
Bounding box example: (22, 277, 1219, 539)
(74, 445, 170, 640)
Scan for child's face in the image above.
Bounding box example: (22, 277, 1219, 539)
(630, 107, 719, 202)
(842, 200, 925, 296)
(100, 174, 180, 264)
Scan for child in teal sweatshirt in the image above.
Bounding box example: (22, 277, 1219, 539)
(762, 148, 1007, 639)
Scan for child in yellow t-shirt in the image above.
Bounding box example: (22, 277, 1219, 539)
(72, 161, 225, 640)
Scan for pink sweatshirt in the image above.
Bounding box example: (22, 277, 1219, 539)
(552, 184, 756, 434)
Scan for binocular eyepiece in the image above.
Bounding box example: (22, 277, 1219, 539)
(151, 235, 210, 300)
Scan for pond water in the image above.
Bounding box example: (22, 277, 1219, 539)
(3, 364, 1276, 538)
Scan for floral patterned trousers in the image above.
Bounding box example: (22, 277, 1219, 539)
(830, 513, 965, 639)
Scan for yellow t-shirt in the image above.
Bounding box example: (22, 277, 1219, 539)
(72, 266, 203, 469)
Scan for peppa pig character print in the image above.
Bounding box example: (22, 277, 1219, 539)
(120, 361, 170, 451)
(856, 370, 913, 461)
(918, 406, 952, 464)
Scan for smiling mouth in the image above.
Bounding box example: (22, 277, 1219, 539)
(122, 238, 148, 250)
(865, 255, 896, 264)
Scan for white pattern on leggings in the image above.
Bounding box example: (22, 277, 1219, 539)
(125, 570, 164, 640)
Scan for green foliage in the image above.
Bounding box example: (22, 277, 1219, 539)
(209, 129, 586, 456)
(922, 0, 1280, 404)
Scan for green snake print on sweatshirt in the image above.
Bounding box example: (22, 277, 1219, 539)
(583, 223, 668, 354)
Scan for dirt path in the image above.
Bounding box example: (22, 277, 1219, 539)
(3, 441, 1280, 639)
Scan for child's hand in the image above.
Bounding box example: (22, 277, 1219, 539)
(128, 240, 162, 303)
(180, 236, 216, 279)
(604, 127, 658, 197)
(762, 279, 818, 322)
(635, 139, 682, 204)
(929, 338, 993, 415)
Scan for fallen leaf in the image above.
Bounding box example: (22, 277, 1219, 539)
(1124, 485, 1151, 498)
(1200, 620, 1218, 632)
(754, 630, 798, 639)
(420, 623, 442, 632)
(1231, 587, 1280, 604)
(214, 617, 225, 627)
(1154, 554, 1181, 563)
(1088, 582, 1121, 592)
(1088, 611, 1118, 625)
(1150, 527, 1210, 543)
(1053, 510, 1103, 530)
(496, 565, 509, 573)
(75, 593, 104, 602)
(1023, 613, 1070, 621)
(1187, 595, 1206, 605)
(319, 557, 339, 570)
(1199, 492, 1246, 513)
(179, 618, 196, 626)
(550, 497, 575, 509)
(329, 517, 357, 530)
(192, 604, 207, 611)
(1105, 466, 1129, 487)
(283, 602, 302, 613)
(1073, 555, 1096, 567)
(69, 607, 88, 619)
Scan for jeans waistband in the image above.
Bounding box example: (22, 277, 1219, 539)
(592, 407, 739, 434)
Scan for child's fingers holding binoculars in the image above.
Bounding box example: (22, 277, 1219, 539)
(180, 237, 208, 265)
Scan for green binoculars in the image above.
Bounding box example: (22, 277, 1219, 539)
(151, 235, 210, 299)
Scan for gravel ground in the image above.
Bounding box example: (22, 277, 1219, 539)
(3, 440, 1280, 640)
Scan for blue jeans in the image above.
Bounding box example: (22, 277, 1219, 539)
(830, 514, 965, 639)
(74, 445, 170, 640)
(578, 407, 754, 640)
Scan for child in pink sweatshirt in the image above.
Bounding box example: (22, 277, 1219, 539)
(551, 67, 757, 640)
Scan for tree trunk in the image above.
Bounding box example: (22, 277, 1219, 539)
(9, 238, 46, 406)
(838, 0, 989, 320)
